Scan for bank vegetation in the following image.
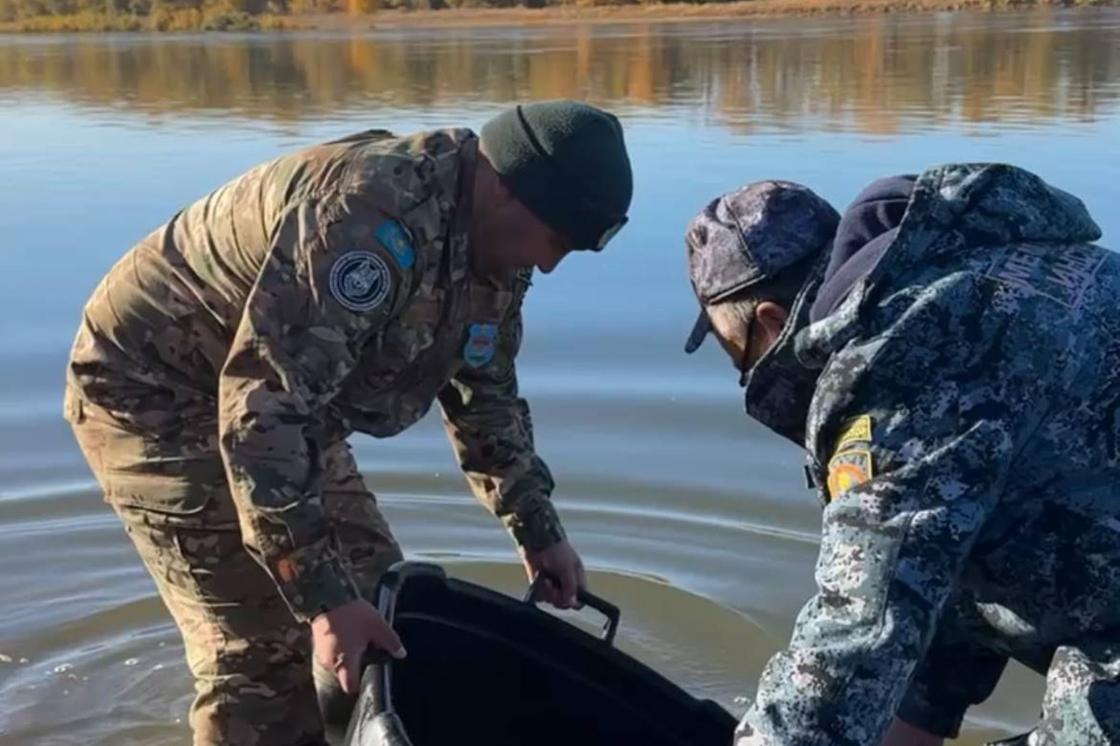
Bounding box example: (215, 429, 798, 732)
(0, 0, 1114, 33)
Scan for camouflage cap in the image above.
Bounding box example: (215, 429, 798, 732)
(684, 180, 839, 353)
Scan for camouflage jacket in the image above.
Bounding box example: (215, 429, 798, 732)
(65, 128, 564, 622)
(737, 164, 1120, 744)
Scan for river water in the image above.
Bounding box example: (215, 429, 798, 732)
(2, 9, 1119, 744)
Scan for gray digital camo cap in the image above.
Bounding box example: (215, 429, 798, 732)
(684, 180, 840, 353)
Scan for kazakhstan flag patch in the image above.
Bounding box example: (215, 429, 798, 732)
(375, 220, 415, 270)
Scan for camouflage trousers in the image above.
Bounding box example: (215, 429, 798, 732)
(898, 600, 1120, 746)
(738, 640, 1120, 746)
(67, 390, 402, 746)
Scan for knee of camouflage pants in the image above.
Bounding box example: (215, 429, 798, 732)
(115, 469, 405, 746)
(1028, 642, 1120, 746)
(71, 403, 325, 746)
(115, 506, 326, 746)
(74, 407, 404, 746)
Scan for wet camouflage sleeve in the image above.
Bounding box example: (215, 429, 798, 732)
(437, 274, 565, 551)
(739, 271, 1057, 745)
(219, 193, 414, 623)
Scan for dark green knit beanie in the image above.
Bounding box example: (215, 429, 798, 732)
(480, 100, 633, 251)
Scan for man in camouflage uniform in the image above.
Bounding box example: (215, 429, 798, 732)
(683, 166, 1120, 746)
(64, 100, 632, 746)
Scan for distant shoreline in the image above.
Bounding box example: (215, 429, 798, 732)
(323, 0, 1115, 32)
(1, 0, 1114, 34)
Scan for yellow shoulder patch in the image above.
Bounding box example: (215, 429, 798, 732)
(835, 414, 873, 452)
(827, 449, 874, 501)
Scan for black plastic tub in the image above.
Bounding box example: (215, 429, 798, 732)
(343, 562, 737, 746)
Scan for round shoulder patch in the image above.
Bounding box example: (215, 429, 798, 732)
(329, 251, 392, 312)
